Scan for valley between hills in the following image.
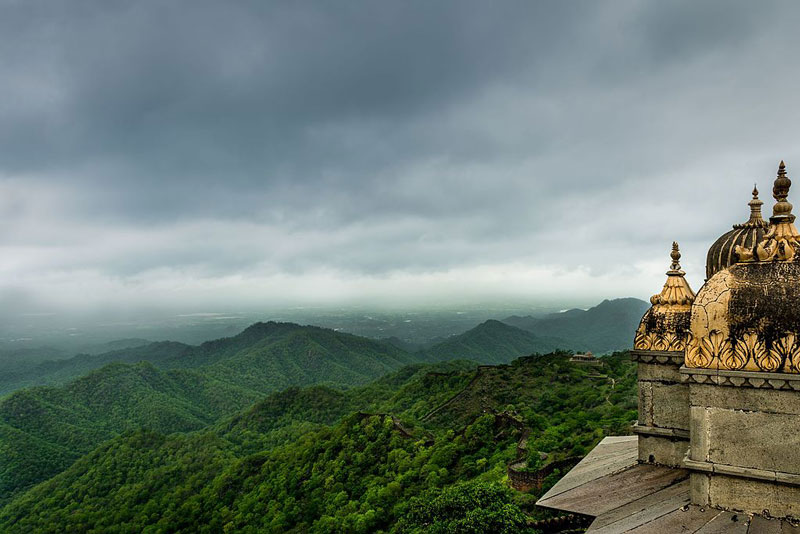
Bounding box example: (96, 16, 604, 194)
(0, 298, 645, 533)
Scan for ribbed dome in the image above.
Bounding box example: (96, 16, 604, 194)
(705, 186, 768, 280)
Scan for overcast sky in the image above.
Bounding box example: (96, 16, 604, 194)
(1, 0, 800, 317)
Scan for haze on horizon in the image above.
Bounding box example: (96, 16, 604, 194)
(2, 1, 800, 322)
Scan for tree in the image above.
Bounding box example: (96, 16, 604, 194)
(396, 481, 536, 534)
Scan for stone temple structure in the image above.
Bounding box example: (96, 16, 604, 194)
(537, 162, 800, 532)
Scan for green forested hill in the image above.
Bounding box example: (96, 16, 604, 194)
(422, 319, 570, 364)
(167, 322, 421, 392)
(0, 341, 191, 395)
(0, 322, 429, 502)
(218, 359, 476, 453)
(0, 362, 260, 503)
(502, 298, 649, 353)
(0, 352, 637, 533)
(1, 322, 419, 395)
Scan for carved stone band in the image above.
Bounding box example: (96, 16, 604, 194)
(680, 366, 800, 390)
(630, 350, 684, 366)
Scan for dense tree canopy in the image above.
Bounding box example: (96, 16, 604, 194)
(0, 350, 636, 532)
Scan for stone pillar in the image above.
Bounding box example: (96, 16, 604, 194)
(682, 368, 800, 518)
(631, 350, 689, 467)
(631, 242, 694, 468)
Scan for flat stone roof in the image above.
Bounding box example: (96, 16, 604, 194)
(536, 436, 800, 533)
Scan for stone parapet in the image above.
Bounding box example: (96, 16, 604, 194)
(685, 366, 800, 518)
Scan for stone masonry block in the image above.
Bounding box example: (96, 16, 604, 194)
(637, 435, 689, 467)
(689, 383, 800, 415)
(705, 408, 800, 474)
(708, 474, 800, 518)
(638, 361, 682, 382)
(651, 382, 689, 430)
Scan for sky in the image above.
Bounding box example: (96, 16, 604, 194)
(2, 0, 800, 319)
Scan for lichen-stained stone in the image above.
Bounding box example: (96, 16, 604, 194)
(633, 244, 695, 471)
(687, 261, 800, 373)
(689, 380, 800, 415)
(634, 243, 695, 352)
(686, 270, 732, 371)
(542, 163, 800, 526)
(638, 361, 682, 382)
(638, 382, 653, 427)
(689, 406, 708, 462)
(651, 383, 689, 430)
(708, 474, 800, 518)
(636, 435, 688, 467)
(690, 269, 732, 338)
(689, 473, 710, 506)
(705, 408, 800, 474)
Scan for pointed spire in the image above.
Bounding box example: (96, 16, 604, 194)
(745, 183, 767, 228)
(650, 242, 695, 308)
(772, 160, 794, 223)
(733, 184, 768, 229)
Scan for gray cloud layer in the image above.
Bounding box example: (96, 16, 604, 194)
(1, 0, 800, 315)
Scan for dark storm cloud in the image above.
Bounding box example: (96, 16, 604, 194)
(1, 0, 800, 311)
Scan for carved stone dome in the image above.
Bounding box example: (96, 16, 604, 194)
(688, 162, 800, 373)
(633, 242, 695, 352)
(705, 185, 768, 280)
(688, 261, 800, 372)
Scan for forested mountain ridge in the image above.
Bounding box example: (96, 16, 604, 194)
(421, 319, 570, 364)
(0, 341, 190, 395)
(0, 352, 637, 533)
(502, 297, 649, 353)
(0, 323, 430, 503)
(0, 321, 419, 395)
(1, 298, 647, 396)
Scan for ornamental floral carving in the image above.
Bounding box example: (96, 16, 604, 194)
(786, 335, 800, 373)
(633, 329, 685, 352)
(767, 334, 799, 372)
(659, 332, 683, 351)
(728, 333, 761, 371)
(703, 331, 731, 369)
(633, 330, 657, 351)
(684, 330, 800, 374)
(685, 333, 713, 368)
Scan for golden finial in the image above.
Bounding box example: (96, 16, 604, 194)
(670, 241, 681, 271)
(745, 161, 800, 262)
(772, 160, 794, 222)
